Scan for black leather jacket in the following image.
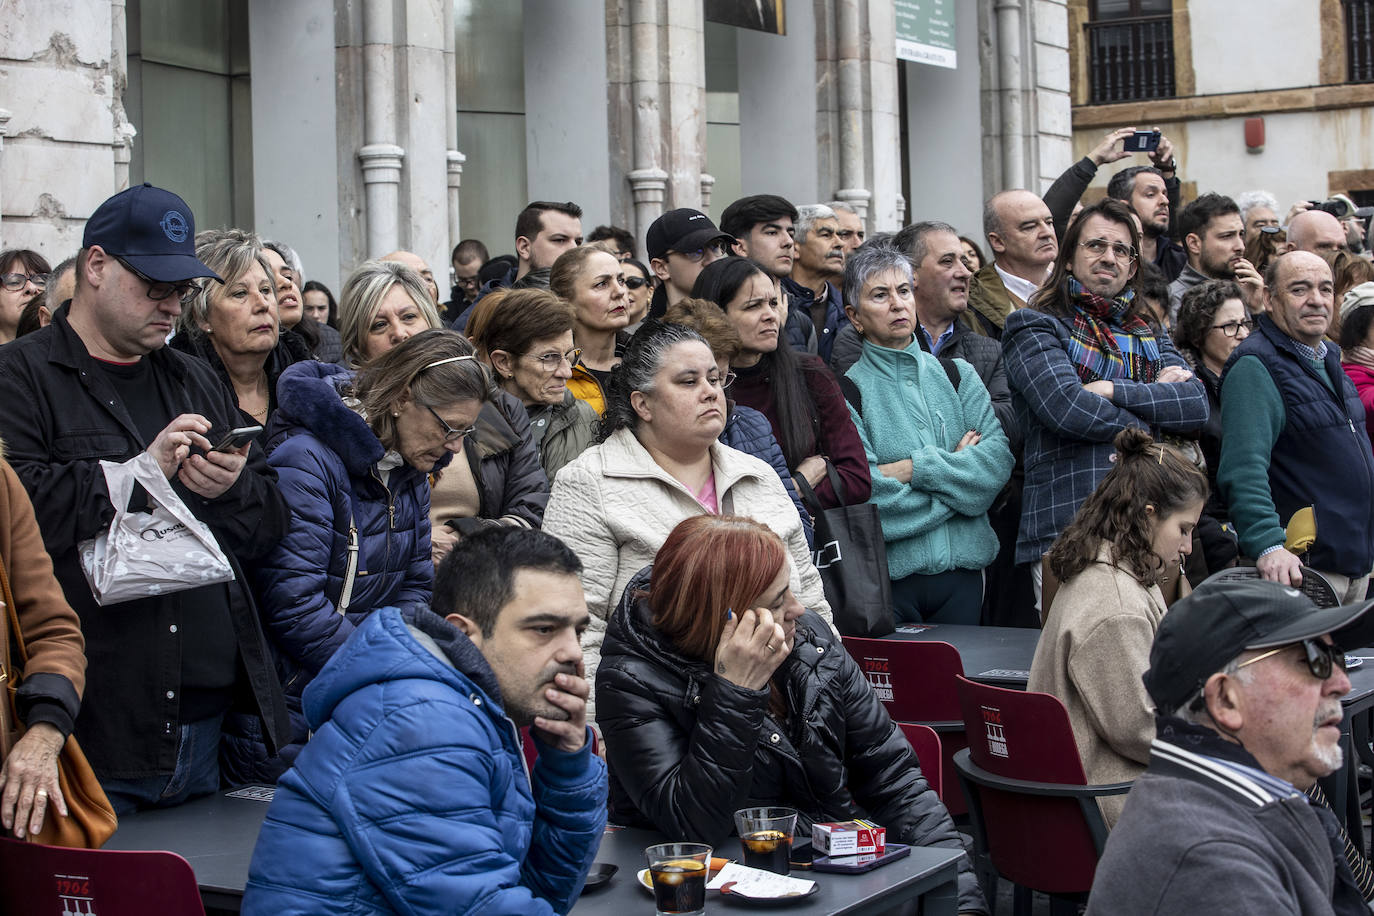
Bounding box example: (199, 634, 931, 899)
(595, 568, 987, 914)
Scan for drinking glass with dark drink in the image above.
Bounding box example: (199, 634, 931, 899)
(645, 842, 712, 916)
(733, 807, 798, 875)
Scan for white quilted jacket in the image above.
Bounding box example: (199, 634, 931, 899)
(544, 427, 834, 719)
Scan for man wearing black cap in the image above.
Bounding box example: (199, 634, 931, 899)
(644, 207, 733, 320)
(0, 183, 291, 813)
(1087, 577, 1374, 915)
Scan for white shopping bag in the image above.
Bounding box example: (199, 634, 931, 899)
(78, 451, 236, 606)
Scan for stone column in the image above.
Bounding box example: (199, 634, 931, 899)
(661, 1, 706, 209)
(700, 173, 716, 213)
(629, 0, 666, 244)
(446, 151, 465, 250)
(629, 168, 669, 248)
(0, 109, 9, 241)
(110, 0, 134, 190)
(834, 0, 868, 214)
(359, 0, 403, 256)
(996, 0, 1027, 189)
(113, 124, 136, 192)
(444, 0, 463, 247)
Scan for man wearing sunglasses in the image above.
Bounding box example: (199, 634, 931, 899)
(644, 207, 734, 320)
(1089, 576, 1374, 915)
(0, 183, 291, 814)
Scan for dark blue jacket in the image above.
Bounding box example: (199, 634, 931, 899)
(721, 402, 813, 547)
(243, 605, 607, 915)
(782, 277, 844, 363)
(254, 362, 433, 714)
(1224, 317, 1374, 576)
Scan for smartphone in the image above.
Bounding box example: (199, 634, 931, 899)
(811, 843, 912, 874)
(1122, 129, 1161, 153)
(789, 839, 815, 870)
(212, 425, 263, 451)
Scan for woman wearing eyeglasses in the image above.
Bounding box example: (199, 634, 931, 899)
(1173, 280, 1251, 576)
(247, 330, 491, 777)
(550, 243, 631, 416)
(543, 321, 832, 719)
(0, 249, 51, 345)
(170, 230, 311, 439)
(468, 287, 599, 482)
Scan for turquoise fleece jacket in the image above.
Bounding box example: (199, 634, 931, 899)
(846, 338, 1014, 579)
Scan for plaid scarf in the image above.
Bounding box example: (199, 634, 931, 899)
(1063, 277, 1160, 383)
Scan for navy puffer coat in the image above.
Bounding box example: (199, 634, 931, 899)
(250, 361, 434, 764)
(720, 402, 813, 547)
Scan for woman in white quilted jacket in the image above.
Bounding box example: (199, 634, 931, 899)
(543, 321, 832, 720)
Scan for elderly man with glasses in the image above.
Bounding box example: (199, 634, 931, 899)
(0, 183, 291, 813)
(1002, 198, 1208, 611)
(1088, 576, 1374, 915)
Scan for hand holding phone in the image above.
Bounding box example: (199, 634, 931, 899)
(212, 425, 262, 452)
(1122, 129, 1161, 153)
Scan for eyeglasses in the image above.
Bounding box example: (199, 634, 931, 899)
(527, 348, 582, 371)
(1236, 639, 1347, 680)
(116, 257, 201, 304)
(714, 371, 736, 389)
(1211, 318, 1254, 338)
(1260, 225, 1283, 235)
(673, 240, 730, 263)
(1078, 238, 1139, 262)
(1, 272, 48, 292)
(423, 403, 477, 444)
(624, 276, 649, 290)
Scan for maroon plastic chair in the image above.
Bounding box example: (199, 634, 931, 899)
(952, 675, 1132, 914)
(898, 723, 944, 802)
(842, 636, 968, 814)
(0, 835, 206, 915)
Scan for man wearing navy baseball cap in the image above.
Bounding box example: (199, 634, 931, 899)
(1088, 575, 1374, 915)
(645, 207, 734, 319)
(0, 184, 290, 820)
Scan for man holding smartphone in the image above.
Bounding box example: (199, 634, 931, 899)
(0, 183, 291, 814)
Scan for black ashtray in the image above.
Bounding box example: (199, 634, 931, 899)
(581, 862, 619, 894)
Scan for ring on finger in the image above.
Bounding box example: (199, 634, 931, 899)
(35, 789, 47, 798)
(766, 644, 775, 653)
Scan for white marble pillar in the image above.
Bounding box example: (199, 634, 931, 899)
(835, 0, 867, 208)
(996, 0, 1027, 190)
(446, 151, 465, 250)
(662, 0, 706, 209)
(360, 0, 403, 256)
(443, 0, 463, 247)
(700, 173, 716, 213)
(113, 124, 135, 192)
(630, 168, 669, 249)
(110, 0, 133, 191)
(629, 0, 666, 244)
(0, 109, 9, 242)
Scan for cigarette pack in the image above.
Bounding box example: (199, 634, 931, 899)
(811, 820, 886, 856)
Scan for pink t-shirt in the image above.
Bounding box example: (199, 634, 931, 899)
(692, 473, 719, 513)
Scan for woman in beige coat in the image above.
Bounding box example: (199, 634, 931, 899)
(1028, 428, 1207, 827)
(544, 322, 831, 718)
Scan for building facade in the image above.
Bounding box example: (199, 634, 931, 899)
(1067, 0, 1374, 213)
(1, 0, 1071, 290)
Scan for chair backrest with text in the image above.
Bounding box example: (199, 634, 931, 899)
(842, 636, 968, 813)
(954, 675, 1122, 895)
(0, 836, 206, 915)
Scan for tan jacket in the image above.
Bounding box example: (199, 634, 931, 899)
(0, 454, 86, 750)
(1027, 545, 1165, 827)
(543, 427, 832, 719)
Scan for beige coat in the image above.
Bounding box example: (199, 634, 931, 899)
(543, 427, 832, 718)
(1027, 545, 1166, 827)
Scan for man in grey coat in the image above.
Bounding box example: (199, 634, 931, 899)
(1088, 577, 1374, 915)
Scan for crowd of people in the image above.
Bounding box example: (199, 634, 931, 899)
(2, 122, 1374, 914)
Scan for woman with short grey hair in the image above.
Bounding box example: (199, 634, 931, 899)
(170, 228, 310, 437)
(543, 320, 832, 717)
(337, 259, 442, 367)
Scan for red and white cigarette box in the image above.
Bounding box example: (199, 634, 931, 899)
(811, 820, 886, 856)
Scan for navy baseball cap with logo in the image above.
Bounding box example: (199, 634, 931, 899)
(646, 208, 735, 262)
(82, 183, 221, 283)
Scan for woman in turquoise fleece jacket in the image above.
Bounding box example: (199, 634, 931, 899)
(842, 245, 1014, 624)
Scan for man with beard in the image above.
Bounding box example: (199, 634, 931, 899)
(1002, 198, 1206, 609)
(1218, 251, 1374, 603)
(1088, 577, 1373, 916)
(788, 204, 847, 363)
(1107, 164, 1188, 281)
(963, 190, 1059, 339)
(243, 528, 607, 914)
(1168, 193, 1262, 318)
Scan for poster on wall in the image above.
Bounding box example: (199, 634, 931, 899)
(706, 0, 786, 35)
(895, 0, 956, 69)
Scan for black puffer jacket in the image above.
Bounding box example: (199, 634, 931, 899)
(596, 568, 986, 915)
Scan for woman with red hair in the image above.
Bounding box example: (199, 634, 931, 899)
(595, 515, 986, 915)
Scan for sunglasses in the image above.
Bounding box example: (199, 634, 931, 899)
(1236, 638, 1347, 680)
(624, 276, 649, 290)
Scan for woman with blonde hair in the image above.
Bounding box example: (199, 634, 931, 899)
(337, 259, 443, 368)
(549, 243, 630, 415)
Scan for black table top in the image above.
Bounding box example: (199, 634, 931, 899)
(884, 622, 1041, 686)
(573, 827, 964, 916)
(103, 787, 271, 909)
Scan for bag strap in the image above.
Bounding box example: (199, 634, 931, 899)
(914, 329, 962, 392)
(337, 515, 359, 615)
(837, 375, 863, 415)
(793, 459, 847, 513)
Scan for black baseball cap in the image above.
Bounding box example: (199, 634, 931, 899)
(1144, 574, 1374, 713)
(82, 183, 220, 283)
(646, 208, 734, 262)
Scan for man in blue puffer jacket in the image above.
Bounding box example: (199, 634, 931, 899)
(242, 528, 607, 915)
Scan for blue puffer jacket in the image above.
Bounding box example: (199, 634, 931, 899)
(242, 605, 608, 915)
(249, 362, 434, 765)
(720, 402, 813, 547)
